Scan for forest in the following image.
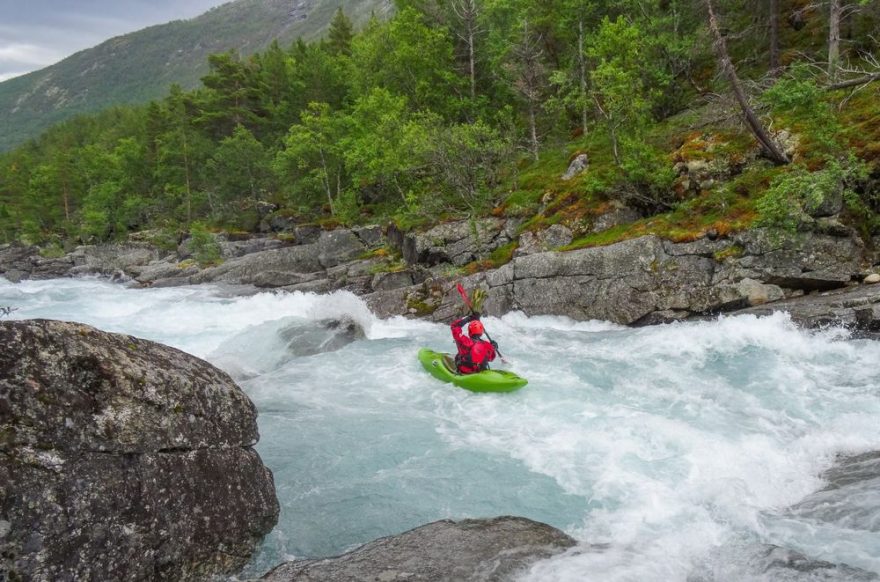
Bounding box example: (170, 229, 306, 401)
(0, 0, 878, 256)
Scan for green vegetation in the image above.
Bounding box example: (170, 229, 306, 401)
(0, 0, 878, 251)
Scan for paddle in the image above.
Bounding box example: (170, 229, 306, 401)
(455, 282, 507, 364)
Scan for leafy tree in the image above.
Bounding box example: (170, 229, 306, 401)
(342, 88, 415, 204)
(274, 102, 349, 214)
(350, 8, 463, 117)
(588, 16, 658, 165)
(206, 124, 274, 224)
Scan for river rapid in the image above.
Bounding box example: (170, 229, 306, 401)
(2, 277, 879, 581)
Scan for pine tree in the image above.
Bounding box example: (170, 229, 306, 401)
(328, 8, 355, 56)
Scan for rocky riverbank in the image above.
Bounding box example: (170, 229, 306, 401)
(4, 218, 880, 334)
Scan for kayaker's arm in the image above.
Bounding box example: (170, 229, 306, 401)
(451, 315, 476, 348)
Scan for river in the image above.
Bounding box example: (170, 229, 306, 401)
(2, 277, 879, 581)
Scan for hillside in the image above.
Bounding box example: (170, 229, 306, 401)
(0, 0, 390, 151)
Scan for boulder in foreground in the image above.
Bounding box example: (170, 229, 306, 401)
(0, 319, 279, 581)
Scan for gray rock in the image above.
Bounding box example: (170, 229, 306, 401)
(317, 229, 366, 268)
(218, 236, 287, 259)
(371, 270, 415, 292)
(690, 543, 879, 581)
(78, 243, 159, 275)
(0, 319, 278, 581)
(591, 205, 642, 234)
(807, 184, 844, 218)
(736, 278, 785, 306)
(132, 258, 199, 284)
(261, 516, 577, 582)
(516, 224, 573, 256)
(193, 246, 324, 285)
(0, 243, 40, 280)
(561, 153, 589, 180)
(731, 283, 880, 335)
(268, 214, 297, 233)
(294, 225, 322, 245)
(353, 225, 383, 248)
(403, 219, 510, 267)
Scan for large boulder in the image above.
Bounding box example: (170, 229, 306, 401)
(68, 243, 161, 277)
(0, 319, 279, 581)
(261, 516, 577, 582)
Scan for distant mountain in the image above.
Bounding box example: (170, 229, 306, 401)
(0, 0, 390, 151)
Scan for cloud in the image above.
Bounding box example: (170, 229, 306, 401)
(0, 0, 230, 81)
(0, 43, 65, 66)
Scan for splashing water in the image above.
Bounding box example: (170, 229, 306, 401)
(3, 277, 880, 581)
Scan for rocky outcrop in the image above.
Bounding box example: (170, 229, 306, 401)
(398, 228, 864, 325)
(561, 153, 589, 180)
(731, 283, 880, 336)
(2, 221, 876, 331)
(0, 319, 279, 582)
(515, 224, 573, 256)
(401, 218, 517, 267)
(261, 516, 577, 582)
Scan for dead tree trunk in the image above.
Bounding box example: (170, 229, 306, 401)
(704, 0, 789, 165)
(828, 0, 842, 81)
(769, 0, 780, 72)
(578, 16, 589, 135)
(452, 0, 480, 103)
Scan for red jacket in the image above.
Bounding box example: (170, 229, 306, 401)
(451, 316, 496, 374)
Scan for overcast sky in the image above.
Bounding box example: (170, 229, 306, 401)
(0, 0, 231, 82)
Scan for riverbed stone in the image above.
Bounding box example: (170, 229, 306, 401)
(261, 516, 577, 582)
(0, 319, 279, 581)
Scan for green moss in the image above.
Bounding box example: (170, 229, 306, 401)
(713, 244, 745, 261)
(406, 298, 438, 316)
(38, 243, 65, 259)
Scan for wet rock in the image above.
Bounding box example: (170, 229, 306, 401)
(0, 319, 279, 581)
(261, 516, 577, 582)
(736, 278, 785, 306)
(731, 284, 880, 335)
(280, 317, 367, 357)
(864, 273, 880, 284)
(0, 243, 40, 281)
(691, 543, 879, 581)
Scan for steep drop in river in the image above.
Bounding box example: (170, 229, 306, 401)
(2, 277, 879, 581)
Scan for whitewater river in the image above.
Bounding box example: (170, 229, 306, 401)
(2, 277, 880, 581)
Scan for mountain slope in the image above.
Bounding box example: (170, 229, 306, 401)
(0, 0, 390, 151)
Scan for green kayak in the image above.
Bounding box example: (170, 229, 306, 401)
(418, 348, 528, 393)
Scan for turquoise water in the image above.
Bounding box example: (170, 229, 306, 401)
(3, 277, 880, 581)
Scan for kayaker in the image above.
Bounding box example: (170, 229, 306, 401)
(450, 312, 498, 374)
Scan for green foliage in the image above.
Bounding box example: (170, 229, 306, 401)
(0, 0, 877, 246)
(757, 158, 868, 231)
(207, 124, 274, 225)
(188, 222, 222, 266)
(761, 68, 843, 156)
